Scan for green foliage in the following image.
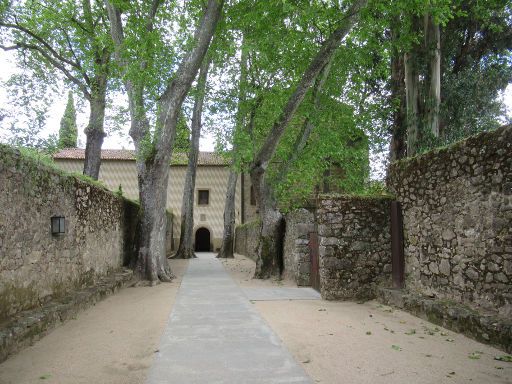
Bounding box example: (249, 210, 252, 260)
(387, 0, 512, 155)
(236, 218, 261, 230)
(0, 73, 59, 152)
(15, 146, 57, 168)
(115, 184, 123, 197)
(137, 131, 157, 163)
(0, 0, 117, 151)
(208, 0, 398, 209)
(71, 172, 108, 189)
(437, 0, 512, 146)
(174, 114, 191, 152)
(58, 92, 78, 148)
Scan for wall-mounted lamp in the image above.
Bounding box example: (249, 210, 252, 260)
(51, 216, 66, 235)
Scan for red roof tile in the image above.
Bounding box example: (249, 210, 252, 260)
(53, 148, 229, 166)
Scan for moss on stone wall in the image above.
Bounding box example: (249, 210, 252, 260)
(0, 144, 145, 319)
(388, 124, 512, 315)
(0, 284, 39, 323)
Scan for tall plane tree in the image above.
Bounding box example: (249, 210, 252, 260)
(0, 0, 113, 179)
(224, 0, 367, 277)
(175, 58, 212, 259)
(217, 38, 249, 259)
(105, 0, 223, 281)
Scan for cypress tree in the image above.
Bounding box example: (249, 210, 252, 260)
(58, 91, 78, 148)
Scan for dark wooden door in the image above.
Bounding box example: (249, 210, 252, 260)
(309, 232, 320, 291)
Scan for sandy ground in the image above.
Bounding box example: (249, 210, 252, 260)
(0, 259, 189, 384)
(222, 254, 512, 384)
(1, 254, 511, 384)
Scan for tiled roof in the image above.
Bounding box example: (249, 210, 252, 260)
(53, 148, 229, 166)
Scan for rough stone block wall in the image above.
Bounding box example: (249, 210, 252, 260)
(283, 209, 315, 286)
(234, 220, 261, 262)
(388, 125, 512, 315)
(317, 196, 393, 300)
(0, 146, 142, 320)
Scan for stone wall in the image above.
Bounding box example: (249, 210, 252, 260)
(317, 196, 393, 300)
(283, 209, 315, 285)
(234, 220, 261, 262)
(0, 145, 171, 320)
(388, 125, 512, 315)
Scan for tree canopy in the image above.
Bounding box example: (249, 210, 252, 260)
(0, 0, 510, 280)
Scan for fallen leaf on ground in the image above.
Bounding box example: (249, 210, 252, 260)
(405, 329, 416, 335)
(468, 352, 482, 360)
(391, 345, 402, 351)
(494, 355, 512, 362)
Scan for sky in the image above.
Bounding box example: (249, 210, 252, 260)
(1, 50, 511, 157)
(0, 51, 217, 151)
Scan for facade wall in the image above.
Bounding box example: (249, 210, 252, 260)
(55, 159, 243, 251)
(388, 125, 512, 315)
(317, 196, 393, 300)
(0, 146, 141, 320)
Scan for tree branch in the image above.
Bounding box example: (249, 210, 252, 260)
(104, 0, 155, 144)
(0, 42, 91, 99)
(156, 0, 224, 156)
(252, 0, 367, 170)
(276, 58, 333, 184)
(0, 21, 83, 70)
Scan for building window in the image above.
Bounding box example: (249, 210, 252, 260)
(250, 185, 256, 206)
(198, 189, 209, 206)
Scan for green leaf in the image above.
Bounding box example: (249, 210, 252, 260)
(468, 352, 482, 360)
(494, 355, 512, 363)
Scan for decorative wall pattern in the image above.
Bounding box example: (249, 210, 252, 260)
(55, 159, 242, 250)
(0, 146, 143, 319)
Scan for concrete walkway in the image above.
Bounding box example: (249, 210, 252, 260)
(146, 253, 312, 384)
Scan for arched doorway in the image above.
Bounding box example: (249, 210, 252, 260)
(195, 227, 211, 252)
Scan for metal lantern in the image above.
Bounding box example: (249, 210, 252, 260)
(51, 216, 65, 235)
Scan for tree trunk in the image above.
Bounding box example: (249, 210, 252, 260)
(249, 0, 367, 278)
(136, 160, 174, 282)
(250, 168, 284, 278)
(404, 50, 419, 156)
(106, 0, 223, 281)
(175, 59, 211, 259)
(425, 14, 441, 138)
(217, 169, 238, 258)
(83, 72, 108, 179)
(217, 37, 249, 259)
(389, 20, 407, 162)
